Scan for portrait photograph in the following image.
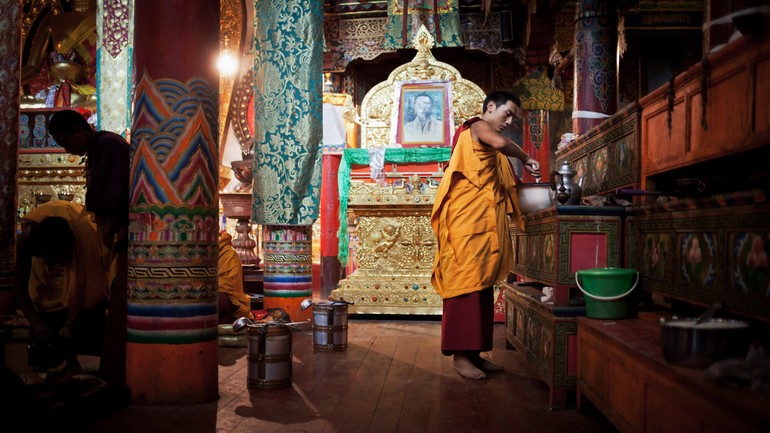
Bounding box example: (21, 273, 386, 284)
(393, 81, 452, 147)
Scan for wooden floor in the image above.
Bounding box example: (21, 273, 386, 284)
(64, 319, 618, 433)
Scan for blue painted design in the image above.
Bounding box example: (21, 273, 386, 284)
(252, 0, 323, 225)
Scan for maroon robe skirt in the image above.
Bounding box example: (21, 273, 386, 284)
(441, 286, 494, 355)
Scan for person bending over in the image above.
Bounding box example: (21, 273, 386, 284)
(14, 201, 110, 374)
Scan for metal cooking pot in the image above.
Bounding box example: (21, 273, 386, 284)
(515, 182, 554, 214)
(659, 317, 751, 369)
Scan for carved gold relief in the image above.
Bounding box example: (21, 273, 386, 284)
(331, 179, 442, 314)
(21, 0, 59, 42)
(219, 0, 244, 153)
(230, 68, 254, 156)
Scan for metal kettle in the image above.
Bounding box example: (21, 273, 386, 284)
(549, 160, 583, 205)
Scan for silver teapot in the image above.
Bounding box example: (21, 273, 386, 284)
(549, 160, 583, 205)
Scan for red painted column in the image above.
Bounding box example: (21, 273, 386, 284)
(521, 110, 551, 183)
(128, 0, 220, 403)
(572, 0, 618, 135)
(0, 1, 20, 315)
(320, 150, 342, 300)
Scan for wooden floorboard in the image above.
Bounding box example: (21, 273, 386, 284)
(71, 319, 618, 433)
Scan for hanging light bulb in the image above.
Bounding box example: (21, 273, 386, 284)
(217, 34, 239, 77)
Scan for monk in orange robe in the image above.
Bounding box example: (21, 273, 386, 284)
(431, 91, 541, 379)
(14, 201, 111, 373)
(218, 231, 253, 323)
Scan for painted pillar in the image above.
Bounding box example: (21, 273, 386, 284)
(0, 1, 20, 315)
(320, 149, 342, 300)
(262, 225, 313, 320)
(521, 110, 551, 183)
(572, 0, 618, 135)
(128, 0, 220, 403)
(252, 0, 323, 322)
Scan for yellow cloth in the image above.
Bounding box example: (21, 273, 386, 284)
(23, 201, 109, 312)
(430, 128, 521, 299)
(218, 232, 252, 319)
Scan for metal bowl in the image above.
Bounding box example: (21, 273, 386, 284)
(232, 316, 254, 333)
(515, 182, 554, 214)
(660, 317, 750, 369)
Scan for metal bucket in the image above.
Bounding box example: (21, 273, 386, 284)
(246, 323, 292, 389)
(312, 301, 349, 352)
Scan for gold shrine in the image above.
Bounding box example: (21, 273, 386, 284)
(357, 25, 485, 149)
(331, 25, 485, 314)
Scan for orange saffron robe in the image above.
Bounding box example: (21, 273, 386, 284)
(218, 232, 252, 319)
(430, 127, 522, 299)
(23, 201, 110, 312)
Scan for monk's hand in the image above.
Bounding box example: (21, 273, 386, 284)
(524, 157, 541, 178)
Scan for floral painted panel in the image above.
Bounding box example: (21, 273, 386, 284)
(679, 232, 717, 286)
(574, 156, 588, 192)
(643, 233, 671, 280)
(517, 234, 527, 267)
(528, 233, 541, 269)
(543, 232, 555, 273)
(590, 147, 609, 185)
(732, 232, 770, 297)
(614, 135, 635, 176)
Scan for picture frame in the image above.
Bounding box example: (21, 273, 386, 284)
(391, 81, 453, 148)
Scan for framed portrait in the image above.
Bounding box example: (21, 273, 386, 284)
(391, 81, 453, 148)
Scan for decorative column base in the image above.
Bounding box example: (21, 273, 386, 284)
(263, 225, 313, 322)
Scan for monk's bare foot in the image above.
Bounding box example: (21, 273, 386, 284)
(453, 354, 486, 380)
(473, 357, 504, 372)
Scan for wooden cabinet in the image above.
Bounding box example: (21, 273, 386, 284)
(555, 102, 642, 196)
(577, 317, 770, 433)
(626, 196, 770, 319)
(640, 35, 770, 182)
(503, 283, 582, 409)
(510, 205, 624, 307)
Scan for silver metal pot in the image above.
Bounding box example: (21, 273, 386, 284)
(515, 182, 554, 214)
(660, 317, 751, 369)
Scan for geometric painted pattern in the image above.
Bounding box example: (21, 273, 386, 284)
(128, 72, 219, 344)
(131, 74, 219, 208)
(263, 225, 313, 298)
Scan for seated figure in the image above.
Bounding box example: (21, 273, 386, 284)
(218, 231, 253, 323)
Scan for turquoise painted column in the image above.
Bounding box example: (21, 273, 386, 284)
(127, 0, 220, 403)
(0, 0, 20, 315)
(252, 0, 323, 322)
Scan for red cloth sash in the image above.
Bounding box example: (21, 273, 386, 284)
(451, 116, 482, 155)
